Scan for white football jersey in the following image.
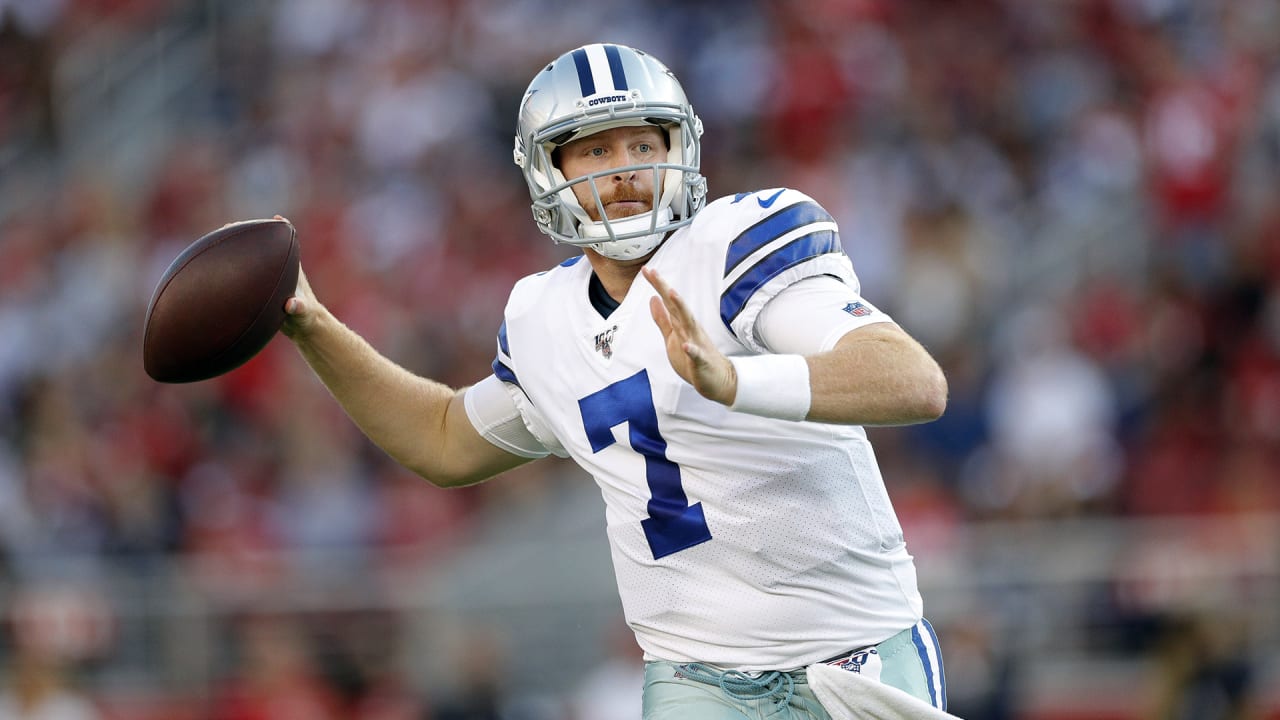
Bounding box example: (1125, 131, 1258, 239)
(489, 188, 923, 670)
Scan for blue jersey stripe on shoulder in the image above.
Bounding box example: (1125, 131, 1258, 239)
(720, 230, 842, 326)
(494, 320, 519, 386)
(724, 201, 834, 275)
(496, 320, 510, 357)
(492, 358, 520, 388)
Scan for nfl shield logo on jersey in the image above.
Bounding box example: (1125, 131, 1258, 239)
(843, 302, 873, 317)
(594, 325, 619, 359)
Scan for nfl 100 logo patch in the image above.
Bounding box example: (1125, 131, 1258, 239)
(594, 324, 619, 358)
(827, 647, 882, 681)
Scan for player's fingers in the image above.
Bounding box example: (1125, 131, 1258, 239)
(649, 295, 674, 337)
(644, 267, 696, 329)
(642, 266, 678, 309)
(665, 288, 694, 330)
(641, 266, 665, 292)
(285, 267, 310, 312)
(684, 342, 707, 366)
(646, 269, 686, 336)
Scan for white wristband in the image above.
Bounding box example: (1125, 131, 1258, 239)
(729, 354, 812, 421)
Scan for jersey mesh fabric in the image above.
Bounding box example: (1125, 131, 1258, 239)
(490, 189, 922, 669)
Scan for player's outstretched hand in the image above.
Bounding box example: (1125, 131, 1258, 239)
(275, 215, 319, 340)
(643, 266, 738, 406)
(280, 266, 318, 340)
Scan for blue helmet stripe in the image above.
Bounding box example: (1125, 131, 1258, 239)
(720, 230, 842, 326)
(571, 48, 595, 97)
(604, 44, 628, 90)
(724, 201, 834, 275)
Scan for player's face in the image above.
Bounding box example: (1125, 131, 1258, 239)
(557, 125, 668, 222)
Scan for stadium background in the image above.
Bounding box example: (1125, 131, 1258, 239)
(1, 0, 1279, 718)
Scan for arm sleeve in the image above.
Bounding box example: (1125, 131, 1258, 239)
(463, 374, 568, 459)
(754, 275, 896, 355)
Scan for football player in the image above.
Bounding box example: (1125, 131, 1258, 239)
(283, 43, 951, 719)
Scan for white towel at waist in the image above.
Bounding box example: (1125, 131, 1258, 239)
(805, 662, 964, 720)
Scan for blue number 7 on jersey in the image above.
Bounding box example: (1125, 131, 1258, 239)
(579, 370, 713, 559)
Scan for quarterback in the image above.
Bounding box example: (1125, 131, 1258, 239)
(283, 44, 951, 719)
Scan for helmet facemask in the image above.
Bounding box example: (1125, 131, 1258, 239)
(513, 45, 707, 260)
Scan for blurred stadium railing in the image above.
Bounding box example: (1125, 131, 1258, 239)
(0, 498, 1275, 717)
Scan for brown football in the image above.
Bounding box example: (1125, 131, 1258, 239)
(143, 218, 299, 383)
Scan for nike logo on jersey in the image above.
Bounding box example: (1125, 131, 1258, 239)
(730, 189, 786, 208)
(756, 189, 785, 208)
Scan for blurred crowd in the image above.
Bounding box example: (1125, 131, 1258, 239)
(2, 0, 1279, 718)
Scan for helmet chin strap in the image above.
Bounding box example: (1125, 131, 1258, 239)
(580, 208, 673, 260)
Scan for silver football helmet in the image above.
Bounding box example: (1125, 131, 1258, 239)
(513, 44, 707, 260)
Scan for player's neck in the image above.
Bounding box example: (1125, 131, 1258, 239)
(584, 248, 653, 304)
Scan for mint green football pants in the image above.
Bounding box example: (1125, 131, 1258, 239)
(642, 619, 947, 720)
